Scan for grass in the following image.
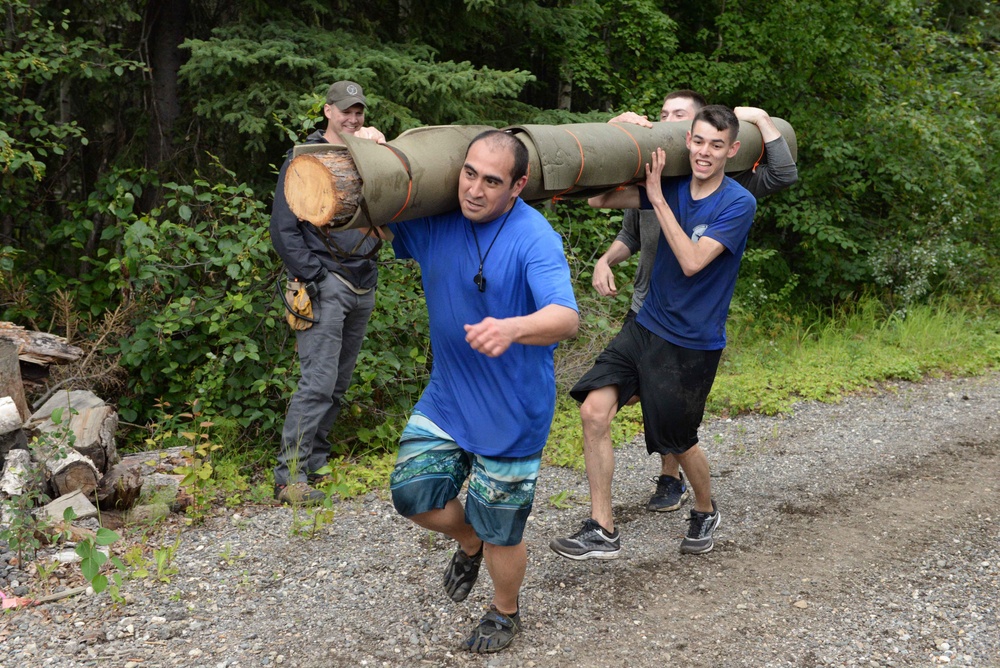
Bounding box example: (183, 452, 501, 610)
(713, 296, 1000, 416)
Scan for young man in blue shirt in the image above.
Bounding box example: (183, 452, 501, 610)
(551, 105, 755, 560)
(594, 92, 798, 513)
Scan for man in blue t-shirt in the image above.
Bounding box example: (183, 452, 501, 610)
(595, 93, 797, 515)
(386, 130, 579, 654)
(551, 105, 755, 561)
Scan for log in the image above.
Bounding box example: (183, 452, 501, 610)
(0, 396, 27, 459)
(285, 151, 363, 226)
(287, 125, 490, 229)
(42, 449, 100, 498)
(39, 489, 99, 522)
(0, 339, 31, 421)
(1, 448, 41, 497)
(27, 390, 119, 473)
(0, 322, 83, 365)
(119, 445, 195, 476)
(284, 119, 797, 230)
(95, 462, 143, 511)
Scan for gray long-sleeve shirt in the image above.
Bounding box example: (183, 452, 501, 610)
(616, 136, 798, 314)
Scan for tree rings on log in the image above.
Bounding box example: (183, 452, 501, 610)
(285, 150, 363, 227)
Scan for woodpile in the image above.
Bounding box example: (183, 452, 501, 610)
(0, 324, 192, 535)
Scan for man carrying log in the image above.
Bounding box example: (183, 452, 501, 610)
(588, 90, 799, 517)
(383, 130, 579, 653)
(550, 105, 756, 560)
(270, 81, 386, 505)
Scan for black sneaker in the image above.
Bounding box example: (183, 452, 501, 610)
(549, 519, 621, 560)
(463, 604, 521, 653)
(679, 501, 721, 554)
(443, 546, 483, 602)
(647, 473, 689, 512)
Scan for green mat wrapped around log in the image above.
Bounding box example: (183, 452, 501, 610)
(285, 119, 796, 231)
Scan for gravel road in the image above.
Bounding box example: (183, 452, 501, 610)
(2, 373, 998, 668)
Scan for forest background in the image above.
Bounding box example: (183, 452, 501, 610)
(2, 0, 999, 493)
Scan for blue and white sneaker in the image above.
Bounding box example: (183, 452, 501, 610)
(647, 473, 689, 512)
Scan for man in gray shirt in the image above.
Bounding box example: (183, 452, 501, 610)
(591, 90, 798, 514)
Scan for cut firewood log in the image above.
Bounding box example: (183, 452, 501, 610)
(27, 390, 119, 473)
(0, 322, 83, 365)
(0, 339, 30, 421)
(0, 395, 27, 459)
(1, 448, 42, 497)
(119, 445, 194, 476)
(95, 462, 143, 511)
(36, 521, 98, 545)
(284, 149, 363, 227)
(42, 449, 100, 498)
(39, 489, 99, 522)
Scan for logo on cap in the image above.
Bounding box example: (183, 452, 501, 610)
(346, 84, 359, 95)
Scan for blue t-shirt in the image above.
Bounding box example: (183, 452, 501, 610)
(635, 175, 756, 350)
(389, 199, 578, 458)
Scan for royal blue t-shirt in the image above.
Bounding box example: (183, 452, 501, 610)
(389, 199, 578, 458)
(636, 175, 756, 350)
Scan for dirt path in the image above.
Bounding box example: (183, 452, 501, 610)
(558, 438, 999, 667)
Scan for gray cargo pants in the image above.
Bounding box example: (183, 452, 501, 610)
(275, 272, 376, 486)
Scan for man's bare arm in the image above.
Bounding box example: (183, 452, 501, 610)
(593, 240, 633, 296)
(588, 187, 642, 210)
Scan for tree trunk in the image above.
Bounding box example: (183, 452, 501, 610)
(140, 0, 191, 212)
(146, 0, 190, 167)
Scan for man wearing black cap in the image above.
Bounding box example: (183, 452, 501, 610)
(269, 81, 386, 504)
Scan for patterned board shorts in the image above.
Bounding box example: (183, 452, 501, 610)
(389, 413, 542, 547)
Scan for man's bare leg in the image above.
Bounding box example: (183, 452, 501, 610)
(409, 498, 483, 556)
(674, 444, 712, 513)
(580, 385, 620, 532)
(484, 541, 525, 614)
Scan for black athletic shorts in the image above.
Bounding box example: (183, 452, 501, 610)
(570, 318, 722, 456)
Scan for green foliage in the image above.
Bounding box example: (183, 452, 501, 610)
(706, 0, 1000, 302)
(0, 0, 143, 275)
(62, 506, 124, 597)
(87, 167, 295, 434)
(177, 21, 537, 168)
(711, 295, 1000, 416)
(0, 492, 48, 565)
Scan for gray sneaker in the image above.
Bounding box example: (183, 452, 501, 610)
(549, 519, 621, 560)
(647, 473, 689, 512)
(679, 501, 721, 554)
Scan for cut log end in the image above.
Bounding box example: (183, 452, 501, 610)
(285, 150, 363, 227)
